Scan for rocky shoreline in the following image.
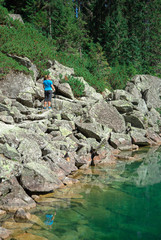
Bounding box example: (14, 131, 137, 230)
(0, 57, 161, 239)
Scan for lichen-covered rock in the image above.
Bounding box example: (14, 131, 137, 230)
(76, 121, 111, 141)
(110, 100, 133, 113)
(77, 77, 103, 101)
(130, 128, 150, 146)
(110, 132, 132, 150)
(0, 227, 12, 239)
(17, 138, 42, 163)
(125, 75, 161, 109)
(48, 60, 74, 80)
(0, 177, 36, 211)
(123, 111, 145, 129)
(89, 100, 126, 133)
(20, 162, 63, 192)
(17, 90, 34, 107)
(57, 83, 74, 99)
(0, 143, 20, 160)
(1, 71, 35, 99)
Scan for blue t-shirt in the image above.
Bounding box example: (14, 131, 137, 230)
(43, 79, 53, 91)
(44, 214, 54, 226)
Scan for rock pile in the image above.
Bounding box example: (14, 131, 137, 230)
(0, 56, 161, 217)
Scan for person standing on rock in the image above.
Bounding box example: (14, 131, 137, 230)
(43, 75, 55, 109)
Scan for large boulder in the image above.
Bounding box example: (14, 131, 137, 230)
(0, 177, 36, 211)
(110, 100, 133, 114)
(0, 156, 22, 180)
(89, 100, 126, 133)
(123, 110, 145, 129)
(76, 121, 112, 141)
(77, 77, 103, 101)
(109, 132, 132, 150)
(57, 83, 74, 100)
(1, 71, 35, 99)
(20, 162, 63, 192)
(125, 75, 161, 109)
(48, 60, 74, 81)
(9, 14, 24, 23)
(7, 55, 39, 81)
(17, 138, 42, 163)
(112, 89, 136, 102)
(52, 98, 84, 117)
(130, 128, 150, 146)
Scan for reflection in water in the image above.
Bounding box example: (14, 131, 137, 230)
(44, 212, 56, 228)
(8, 147, 161, 239)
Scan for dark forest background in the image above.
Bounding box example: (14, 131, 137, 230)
(0, 0, 161, 91)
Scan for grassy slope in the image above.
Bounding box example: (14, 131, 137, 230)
(0, 5, 108, 92)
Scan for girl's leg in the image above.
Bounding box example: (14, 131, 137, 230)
(44, 101, 47, 108)
(48, 101, 51, 107)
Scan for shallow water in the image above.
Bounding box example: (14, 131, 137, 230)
(18, 147, 161, 239)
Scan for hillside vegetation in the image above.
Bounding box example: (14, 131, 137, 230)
(0, 0, 161, 92)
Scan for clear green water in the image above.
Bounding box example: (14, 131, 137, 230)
(29, 147, 161, 240)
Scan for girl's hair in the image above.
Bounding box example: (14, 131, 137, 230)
(44, 75, 50, 80)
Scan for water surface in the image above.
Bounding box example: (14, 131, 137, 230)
(29, 147, 161, 240)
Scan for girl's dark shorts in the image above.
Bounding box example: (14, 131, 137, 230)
(44, 90, 52, 102)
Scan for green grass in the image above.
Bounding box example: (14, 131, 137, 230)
(0, 52, 30, 78)
(60, 74, 85, 97)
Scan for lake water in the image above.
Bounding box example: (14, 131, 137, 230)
(27, 147, 161, 239)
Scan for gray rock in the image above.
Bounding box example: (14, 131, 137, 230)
(10, 106, 25, 123)
(0, 103, 10, 113)
(75, 153, 92, 168)
(110, 132, 132, 150)
(130, 128, 150, 146)
(1, 71, 35, 99)
(126, 75, 161, 109)
(0, 115, 14, 124)
(1, 143, 20, 160)
(33, 82, 44, 100)
(123, 111, 145, 129)
(0, 177, 36, 211)
(147, 108, 161, 127)
(110, 100, 133, 113)
(14, 208, 31, 221)
(0, 227, 11, 239)
(11, 100, 28, 114)
(9, 13, 24, 23)
(146, 129, 161, 144)
(101, 88, 112, 100)
(17, 90, 34, 107)
(52, 98, 84, 117)
(89, 100, 126, 133)
(20, 162, 63, 192)
(17, 138, 42, 163)
(7, 55, 38, 81)
(134, 98, 148, 114)
(77, 77, 103, 100)
(47, 153, 77, 175)
(76, 121, 111, 141)
(0, 155, 22, 180)
(48, 60, 74, 81)
(58, 83, 74, 99)
(113, 89, 136, 102)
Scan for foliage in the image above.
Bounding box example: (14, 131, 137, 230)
(106, 62, 140, 90)
(56, 51, 108, 92)
(59, 74, 85, 97)
(156, 107, 161, 116)
(1, 0, 161, 92)
(0, 52, 30, 78)
(0, 10, 57, 76)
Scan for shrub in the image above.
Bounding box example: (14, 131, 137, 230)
(60, 74, 85, 97)
(0, 52, 30, 78)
